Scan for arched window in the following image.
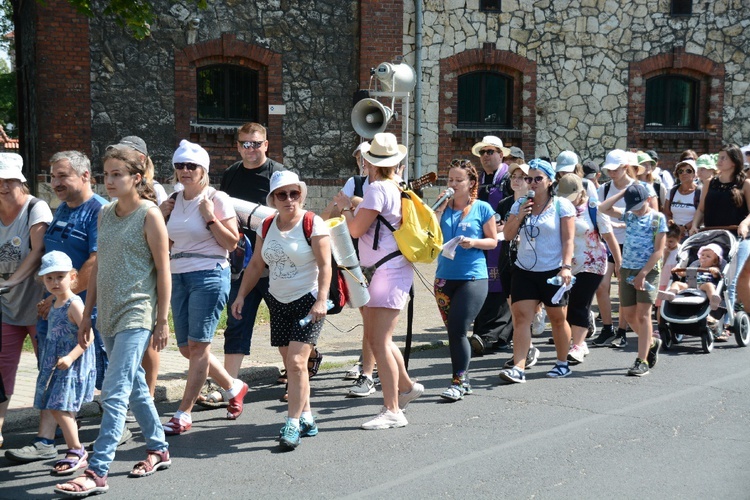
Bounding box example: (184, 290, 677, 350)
(645, 75, 698, 130)
(457, 71, 513, 129)
(197, 65, 259, 123)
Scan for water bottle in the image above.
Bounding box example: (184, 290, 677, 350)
(625, 276, 656, 291)
(298, 300, 335, 327)
(547, 275, 576, 286)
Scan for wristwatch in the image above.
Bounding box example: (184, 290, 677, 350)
(206, 219, 216, 230)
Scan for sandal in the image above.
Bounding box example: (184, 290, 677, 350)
(307, 348, 323, 378)
(715, 330, 730, 342)
(277, 369, 288, 385)
(546, 364, 572, 378)
(128, 449, 172, 478)
(162, 416, 191, 435)
(196, 388, 228, 408)
(440, 385, 466, 402)
(52, 447, 88, 476)
(54, 469, 108, 497)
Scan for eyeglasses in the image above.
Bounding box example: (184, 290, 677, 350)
(174, 163, 200, 171)
(478, 150, 496, 156)
(450, 159, 471, 168)
(524, 176, 545, 184)
(676, 168, 694, 175)
(238, 140, 265, 150)
(273, 190, 301, 202)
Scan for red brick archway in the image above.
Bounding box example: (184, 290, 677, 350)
(174, 34, 282, 178)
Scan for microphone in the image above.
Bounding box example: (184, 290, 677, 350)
(526, 189, 535, 201)
(431, 187, 455, 211)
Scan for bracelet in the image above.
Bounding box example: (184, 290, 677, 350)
(341, 207, 353, 213)
(206, 219, 216, 230)
(561, 264, 572, 270)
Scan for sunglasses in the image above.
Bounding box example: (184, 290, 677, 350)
(524, 176, 546, 184)
(238, 140, 265, 150)
(273, 190, 301, 202)
(479, 149, 496, 156)
(676, 168, 694, 175)
(174, 162, 200, 171)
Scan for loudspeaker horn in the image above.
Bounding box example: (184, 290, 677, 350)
(351, 98, 393, 139)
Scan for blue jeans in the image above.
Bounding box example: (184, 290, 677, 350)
(88, 328, 167, 477)
(171, 265, 231, 347)
(223, 275, 269, 355)
(728, 237, 750, 311)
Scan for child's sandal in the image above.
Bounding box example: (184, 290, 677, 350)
(52, 447, 88, 476)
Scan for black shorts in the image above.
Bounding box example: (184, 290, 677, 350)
(510, 268, 569, 308)
(607, 243, 624, 264)
(265, 292, 322, 347)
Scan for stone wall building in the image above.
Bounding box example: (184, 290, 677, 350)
(18, 0, 750, 208)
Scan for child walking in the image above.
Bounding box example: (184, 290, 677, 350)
(34, 251, 95, 475)
(55, 144, 171, 497)
(599, 183, 667, 377)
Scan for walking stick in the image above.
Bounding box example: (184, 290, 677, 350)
(404, 284, 414, 370)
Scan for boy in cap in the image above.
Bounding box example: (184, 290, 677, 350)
(599, 183, 667, 377)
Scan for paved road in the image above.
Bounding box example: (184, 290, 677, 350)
(2, 333, 749, 499)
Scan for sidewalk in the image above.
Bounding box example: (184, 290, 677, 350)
(5, 262, 447, 432)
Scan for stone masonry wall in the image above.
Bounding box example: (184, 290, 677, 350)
(403, 0, 750, 172)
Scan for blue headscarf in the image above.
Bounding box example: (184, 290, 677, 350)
(528, 158, 555, 180)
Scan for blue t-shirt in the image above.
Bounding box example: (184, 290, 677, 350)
(436, 200, 495, 280)
(621, 209, 667, 270)
(43, 195, 108, 304)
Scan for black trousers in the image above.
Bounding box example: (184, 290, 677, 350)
(472, 290, 514, 344)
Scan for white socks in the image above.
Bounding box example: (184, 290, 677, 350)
(226, 378, 244, 398)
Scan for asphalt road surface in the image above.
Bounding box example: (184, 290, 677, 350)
(1, 335, 749, 499)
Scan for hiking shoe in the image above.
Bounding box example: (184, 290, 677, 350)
(468, 335, 485, 356)
(546, 363, 572, 378)
(398, 382, 424, 410)
(531, 309, 547, 336)
(279, 421, 301, 449)
(526, 346, 540, 368)
(300, 418, 319, 437)
(587, 310, 597, 338)
(344, 364, 361, 380)
(592, 325, 615, 346)
(627, 358, 650, 377)
(348, 374, 375, 397)
(647, 337, 662, 368)
(610, 333, 627, 349)
(567, 344, 585, 364)
(361, 407, 408, 430)
(5, 441, 57, 463)
(498, 367, 526, 383)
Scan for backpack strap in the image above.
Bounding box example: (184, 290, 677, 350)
(261, 214, 276, 239)
(353, 175, 366, 198)
(302, 210, 314, 246)
(694, 188, 701, 208)
(668, 185, 678, 206)
(588, 200, 600, 236)
(603, 181, 611, 199)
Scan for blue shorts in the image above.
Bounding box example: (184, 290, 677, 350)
(171, 265, 231, 347)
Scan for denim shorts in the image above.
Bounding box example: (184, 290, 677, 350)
(171, 265, 231, 347)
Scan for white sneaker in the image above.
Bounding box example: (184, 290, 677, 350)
(567, 344, 585, 364)
(398, 382, 424, 410)
(361, 407, 408, 430)
(581, 342, 590, 356)
(531, 309, 547, 336)
(344, 364, 361, 380)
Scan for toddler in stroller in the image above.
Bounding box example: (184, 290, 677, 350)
(658, 243, 725, 311)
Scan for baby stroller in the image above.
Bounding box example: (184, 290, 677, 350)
(659, 229, 750, 353)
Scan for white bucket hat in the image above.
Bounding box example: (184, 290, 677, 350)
(266, 170, 308, 207)
(352, 142, 371, 157)
(362, 133, 407, 167)
(0, 153, 26, 182)
(471, 135, 511, 157)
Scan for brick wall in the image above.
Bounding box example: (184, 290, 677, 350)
(359, 0, 404, 87)
(629, 46, 725, 169)
(34, 0, 91, 169)
(438, 43, 537, 177)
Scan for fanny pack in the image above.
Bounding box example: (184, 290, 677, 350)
(360, 250, 401, 284)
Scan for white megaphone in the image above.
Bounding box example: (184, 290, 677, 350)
(351, 98, 393, 139)
(375, 62, 417, 93)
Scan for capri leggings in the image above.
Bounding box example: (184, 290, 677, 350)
(566, 272, 604, 328)
(434, 278, 488, 376)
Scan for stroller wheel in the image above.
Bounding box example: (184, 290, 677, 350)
(701, 330, 714, 354)
(659, 321, 673, 351)
(733, 311, 750, 347)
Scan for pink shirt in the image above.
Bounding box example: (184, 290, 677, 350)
(356, 180, 408, 269)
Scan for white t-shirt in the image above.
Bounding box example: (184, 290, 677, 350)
(341, 176, 370, 198)
(510, 196, 577, 272)
(259, 212, 330, 303)
(669, 189, 698, 226)
(167, 188, 236, 273)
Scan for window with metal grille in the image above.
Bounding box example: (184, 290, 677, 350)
(197, 65, 258, 123)
(645, 75, 698, 130)
(480, 0, 502, 11)
(671, 0, 692, 16)
(457, 71, 513, 129)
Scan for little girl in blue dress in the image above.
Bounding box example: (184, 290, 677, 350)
(34, 250, 95, 475)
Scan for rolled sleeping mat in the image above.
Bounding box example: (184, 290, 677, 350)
(231, 197, 277, 232)
(327, 217, 370, 308)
